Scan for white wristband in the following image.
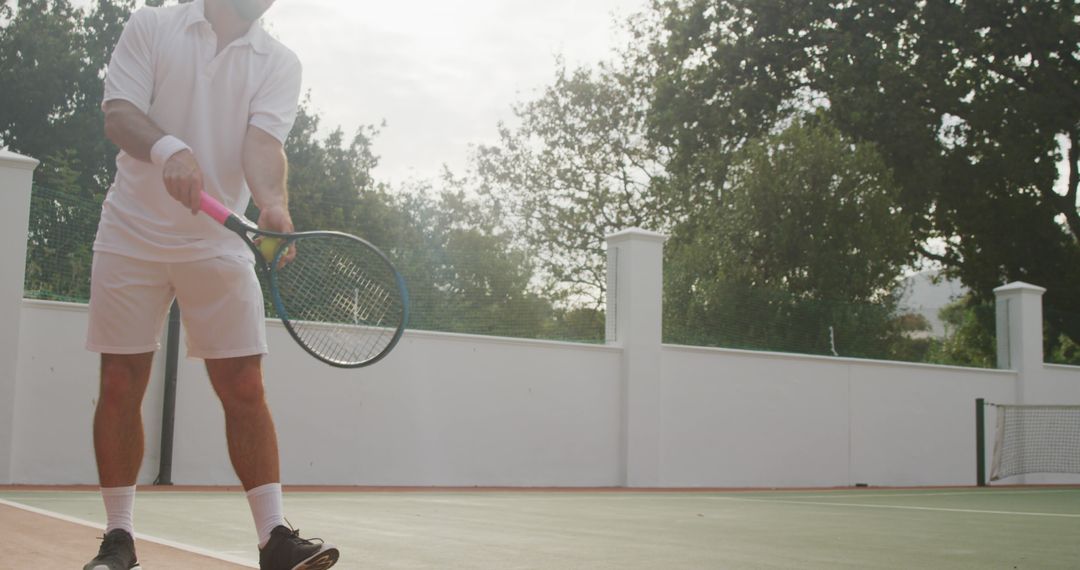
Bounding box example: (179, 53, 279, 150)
(150, 135, 191, 166)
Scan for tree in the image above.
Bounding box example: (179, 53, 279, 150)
(648, 0, 1080, 344)
(932, 296, 1080, 367)
(22, 154, 102, 301)
(1, 0, 83, 157)
(0, 0, 136, 193)
(275, 104, 567, 339)
(715, 117, 913, 303)
(663, 117, 917, 357)
(928, 297, 997, 368)
(3, 0, 133, 301)
(473, 59, 670, 308)
(468, 8, 935, 352)
(386, 178, 575, 340)
(277, 98, 380, 235)
(2, 0, 85, 179)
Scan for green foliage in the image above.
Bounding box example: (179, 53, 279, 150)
(717, 117, 913, 301)
(1044, 306, 1080, 366)
(474, 60, 670, 307)
(253, 101, 601, 341)
(886, 312, 934, 363)
(0, 0, 132, 193)
(4, 0, 125, 302)
(0, 0, 84, 157)
(1049, 334, 1080, 366)
(274, 99, 380, 234)
(384, 181, 602, 342)
(24, 174, 102, 302)
(389, 186, 543, 337)
(648, 0, 1080, 345)
(927, 297, 996, 368)
(663, 118, 918, 358)
(929, 300, 1080, 367)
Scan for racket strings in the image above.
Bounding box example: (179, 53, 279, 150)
(289, 271, 394, 362)
(272, 236, 404, 365)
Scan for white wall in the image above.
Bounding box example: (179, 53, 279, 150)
(12, 299, 1079, 487)
(5, 152, 1079, 488)
(13, 301, 625, 486)
(0, 150, 37, 484)
(11, 301, 170, 484)
(179, 326, 625, 486)
(658, 345, 1020, 487)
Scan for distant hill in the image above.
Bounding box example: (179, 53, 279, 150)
(898, 271, 968, 338)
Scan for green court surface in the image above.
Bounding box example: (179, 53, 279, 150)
(2, 487, 1079, 569)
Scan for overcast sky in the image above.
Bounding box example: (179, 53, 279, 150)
(63, 0, 645, 184)
(262, 0, 643, 185)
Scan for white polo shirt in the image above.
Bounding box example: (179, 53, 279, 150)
(96, 0, 302, 262)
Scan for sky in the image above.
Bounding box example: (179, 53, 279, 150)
(63, 0, 646, 184)
(261, 0, 644, 185)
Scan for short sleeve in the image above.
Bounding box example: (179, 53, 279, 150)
(102, 8, 157, 113)
(249, 54, 303, 144)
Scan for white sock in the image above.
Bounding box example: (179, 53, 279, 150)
(101, 485, 136, 536)
(246, 482, 286, 549)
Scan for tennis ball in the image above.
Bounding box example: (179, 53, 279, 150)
(258, 237, 282, 262)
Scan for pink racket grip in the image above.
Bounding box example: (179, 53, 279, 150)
(198, 191, 233, 225)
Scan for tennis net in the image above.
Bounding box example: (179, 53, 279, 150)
(990, 403, 1080, 481)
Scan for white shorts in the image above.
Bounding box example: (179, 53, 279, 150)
(86, 251, 268, 359)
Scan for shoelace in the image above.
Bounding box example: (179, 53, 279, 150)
(95, 534, 124, 557)
(281, 521, 325, 546)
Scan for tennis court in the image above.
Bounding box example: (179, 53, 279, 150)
(2, 486, 1078, 569)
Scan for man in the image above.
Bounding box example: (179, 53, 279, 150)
(84, 0, 338, 569)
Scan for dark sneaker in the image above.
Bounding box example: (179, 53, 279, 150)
(84, 529, 140, 570)
(259, 525, 339, 570)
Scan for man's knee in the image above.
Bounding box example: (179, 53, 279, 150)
(207, 355, 265, 407)
(99, 353, 153, 407)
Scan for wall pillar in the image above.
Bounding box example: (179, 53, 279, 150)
(0, 150, 38, 484)
(606, 228, 667, 487)
(994, 281, 1046, 404)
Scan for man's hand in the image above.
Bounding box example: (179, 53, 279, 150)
(258, 204, 296, 266)
(162, 150, 205, 214)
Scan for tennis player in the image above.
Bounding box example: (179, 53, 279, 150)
(84, 0, 338, 569)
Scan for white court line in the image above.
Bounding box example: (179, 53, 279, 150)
(705, 496, 1080, 518)
(0, 497, 258, 568)
(753, 489, 1080, 500)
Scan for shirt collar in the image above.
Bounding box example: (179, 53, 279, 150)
(243, 23, 272, 55)
(183, 0, 273, 55)
(182, 0, 209, 29)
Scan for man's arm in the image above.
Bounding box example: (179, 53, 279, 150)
(103, 99, 164, 162)
(104, 99, 205, 214)
(243, 125, 294, 236)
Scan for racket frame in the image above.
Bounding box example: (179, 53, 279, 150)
(200, 192, 409, 368)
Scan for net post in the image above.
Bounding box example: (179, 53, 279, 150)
(976, 398, 986, 487)
(155, 301, 181, 486)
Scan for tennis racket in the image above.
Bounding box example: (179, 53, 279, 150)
(199, 191, 408, 368)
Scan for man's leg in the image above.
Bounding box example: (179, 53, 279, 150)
(94, 353, 155, 520)
(206, 355, 286, 550)
(88, 250, 172, 493)
(205, 354, 279, 490)
(84, 353, 153, 570)
(205, 356, 337, 569)
(95, 352, 154, 486)
(181, 254, 336, 568)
